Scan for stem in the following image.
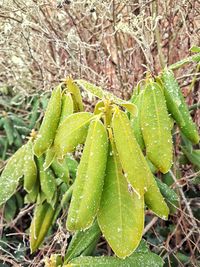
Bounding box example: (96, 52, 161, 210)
(152, 0, 165, 69)
(103, 100, 112, 128)
(169, 53, 200, 70)
(61, 184, 74, 208)
(52, 184, 74, 225)
(188, 63, 200, 92)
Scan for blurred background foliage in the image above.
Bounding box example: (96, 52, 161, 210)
(0, 0, 200, 266)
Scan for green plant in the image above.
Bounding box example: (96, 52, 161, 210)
(0, 51, 199, 266)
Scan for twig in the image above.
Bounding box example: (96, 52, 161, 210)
(162, 226, 197, 260)
(1, 204, 34, 228)
(169, 53, 200, 70)
(143, 217, 158, 235)
(112, 0, 124, 92)
(169, 170, 199, 231)
(189, 63, 200, 92)
(177, 72, 200, 80)
(0, 255, 20, 267)
(152, 0, 165, 69)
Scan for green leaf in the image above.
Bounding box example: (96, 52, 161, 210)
(0, 144, 26, 206)
(141, 82, 173, 174)
(44, 146, 56, 170)
(94, 101, 105, 115)
(162, 172, 174, 186)
(37, 156, 57, 207)
(112, 109, 151, 196)
(121, 102, 138, 117)
(66, 119, 108, 230)
(155, 178, 179, 214)
(33, 85, 62, 157)
(54, 112, 94, 159)
(24, 181, 39, 204)
(60, 92, 74, 124)
(45, 254, 63, 267)
(29, 98, 40, 129)
(76, 80, 137, 114)
(2, 117, 14, 145)
(144, 175, 169, 220)
(181, 147, 200, 170)
(64, 251, 163, 266)
(161, 69, 185, 127)
(146, 157, 158, 174)
(65, 156, 78, 180)
(76, 80, 104, 100)
(97, 140, 144, 258)
(190, 46, 200, 53)
(15, 191, 24, 209)
(161, 70, 199, 144)
(180, 133, 193, 153)
(135, 239, 149, 253)
(13, 128, 23, 148)
(130, 91, 145, 149)
(4, 194, 18, 222)
(66, 77, 84, 112)
(65, 221, 101, 263)
(10, 114, 27, 127)
(30, 201, 56, 253)
(24, 141, 37, 193)
(51, 158, 70, 184)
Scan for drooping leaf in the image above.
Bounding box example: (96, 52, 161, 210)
(181, 147, 200, 170)
(94, 101, 105, 115)
(161, 69, 199, 144)
(155, 177, 179, 214)
(37, 156, 57, 207)
(144, 175, 169, 220)
(112, 108, 153, 196)
(141, 82, 173, 173)
(24, 141, 37, 193)
(30, 201, 56, 253)
(51, 158, 70, 184)
(190, 46, 200, 53)
(130, 91, 145, 149)
(161, 68, 185, 127)
(64, 250, 163, 267)
(60, 92, 74, 124)
(33, 85, 62, 157)
(66, 77, 84, 112)
(76, 80, 137, 114)
(44, 146, 56, 170)
(65, 156, 78, 180)
(54, 112, 94, 159)
(97, 139, 144, 258)
(2, 117, 14, 145)
(66, 119, 108, 230)
(4, 194, 18, 222)
(0, 144, 26, 205)
(65, 221, 101, 263)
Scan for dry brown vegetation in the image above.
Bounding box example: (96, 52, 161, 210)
(0, 1, 199, 95)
